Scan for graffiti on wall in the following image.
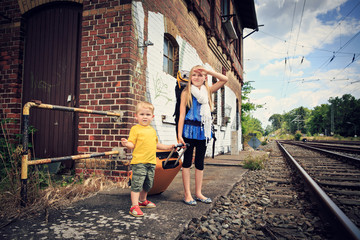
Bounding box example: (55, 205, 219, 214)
(153, 73, 172, 104)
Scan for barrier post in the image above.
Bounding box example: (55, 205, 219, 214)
(20, 101, 122, 206)
(20, 102, 33, 206)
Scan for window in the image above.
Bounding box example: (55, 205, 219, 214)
(221, 0, 230, 21)
(163, 34, 178, 76)
(221, 67, 226, 126)
(221, 86, 225, 126)
(233, 17, 242, 60)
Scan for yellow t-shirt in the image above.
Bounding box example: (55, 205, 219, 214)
(127, 124, 158, 165)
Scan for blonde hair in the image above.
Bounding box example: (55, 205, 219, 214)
(183, 65, 214, 111)
(136, 101, 154, 114)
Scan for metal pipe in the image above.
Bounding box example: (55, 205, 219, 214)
(20, 101, 123, 206)
(20, 103, 32, 207)
(28, 151, 119, 166)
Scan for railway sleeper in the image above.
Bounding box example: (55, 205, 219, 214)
(337, 198, 360, 206)
(324, 188, 360, 196)
(262, 225, 309, 239)
(318, 180, 360, 189)
(316, 175, 360, 181)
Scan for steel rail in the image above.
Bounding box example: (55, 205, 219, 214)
(299, 141, 360, 153)
(279, 140, 360, 165)
(277, 141, 360, 240)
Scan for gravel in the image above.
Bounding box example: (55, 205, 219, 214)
(176, 141, 333, 240)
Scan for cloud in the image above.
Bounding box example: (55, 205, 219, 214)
(252, 88, 272, 94)
(246, 0, 360, 128)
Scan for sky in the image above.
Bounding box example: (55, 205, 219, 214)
(243, 0, 360, 128)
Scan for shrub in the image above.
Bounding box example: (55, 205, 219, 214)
(294, 131, 302, 141)
(243, 155, 266, 170)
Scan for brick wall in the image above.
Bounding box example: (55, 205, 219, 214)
(76, 0, 142, 180)
(0, 0, 24, 138)
(1, 0, 246, 181)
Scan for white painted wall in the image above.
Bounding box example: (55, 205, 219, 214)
(132, 2, 242, 156)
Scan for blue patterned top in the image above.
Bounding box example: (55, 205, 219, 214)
(183, 96, 206, 140)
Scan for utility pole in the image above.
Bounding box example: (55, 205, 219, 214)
(291, 115, 304, 132)
(331, 104, 334, 135)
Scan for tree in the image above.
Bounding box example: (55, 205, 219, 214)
(268, 114, 283, 131)
(328, 94, 360, 137)
(243, 116, 263, 137)
(264, 125, 273, 136)
(307, 104, 330, 135)
(241, 82, 264, 136)
(283, 107, 310, 134)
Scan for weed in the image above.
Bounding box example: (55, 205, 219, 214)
(0, 117, 128, 223)
(243, 155, 266, 170)
(294, 131, 302, 141)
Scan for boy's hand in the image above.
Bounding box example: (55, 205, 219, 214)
(121, 138, 128, 147)
(121, 138, 135, 149)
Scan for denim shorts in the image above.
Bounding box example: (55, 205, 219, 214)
(131, 163, 156, 192)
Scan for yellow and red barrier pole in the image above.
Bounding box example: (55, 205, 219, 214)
(20, 101, 122, 206)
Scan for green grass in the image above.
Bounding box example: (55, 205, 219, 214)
(242, 155, 267, 170)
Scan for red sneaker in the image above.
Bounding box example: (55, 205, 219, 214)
(139, 200, 156, 208)
(129, 205, 144, 217)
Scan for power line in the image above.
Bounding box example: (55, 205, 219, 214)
(259, 30, 360, 55)
(318, 1, 360, 47)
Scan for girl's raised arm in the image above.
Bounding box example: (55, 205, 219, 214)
(195, 67, 228, 93)
(208, 70, 228, 93)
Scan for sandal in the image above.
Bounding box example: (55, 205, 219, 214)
(183, 199, 197, 206)
(195, 197, 212, 204)
(129, 205, 144, 217)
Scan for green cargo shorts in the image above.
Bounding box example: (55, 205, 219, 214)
(131, 163, 156, 192)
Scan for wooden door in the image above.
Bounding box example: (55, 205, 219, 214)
(22, 3, 82, 169)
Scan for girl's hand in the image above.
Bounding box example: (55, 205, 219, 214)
(194, 67, 208, 76)
(178, 136, 185, 146)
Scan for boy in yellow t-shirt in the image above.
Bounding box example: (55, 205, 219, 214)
(121, 101, 174, 217)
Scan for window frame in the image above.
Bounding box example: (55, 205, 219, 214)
(163, 33, 178, 76)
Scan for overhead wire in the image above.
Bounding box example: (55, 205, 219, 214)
(318, 1, 360, 47)
(281, 1, 298, 99)
(259, 30, 359, 55)
(310, 1, 360, 76)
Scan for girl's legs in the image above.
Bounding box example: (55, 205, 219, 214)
(182, 138, 195, 202)
(194, 139, 207, 199)
(195, 168, 205, 199)
(182, 167, 193, 202)
(182, 138, 207, 201)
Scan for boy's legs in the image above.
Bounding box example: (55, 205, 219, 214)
(131, 191, 141, 207)
(129, 164, 146, 216)
(139, 190, 148, 202)
(138, 164, 156, 208)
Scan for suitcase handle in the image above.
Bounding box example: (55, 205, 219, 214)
(163, 143, 189, 167)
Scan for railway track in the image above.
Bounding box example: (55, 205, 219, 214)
(278, 141, 360, 240)
(292, 140, 360, 154)
(177, 140, 360, 239)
